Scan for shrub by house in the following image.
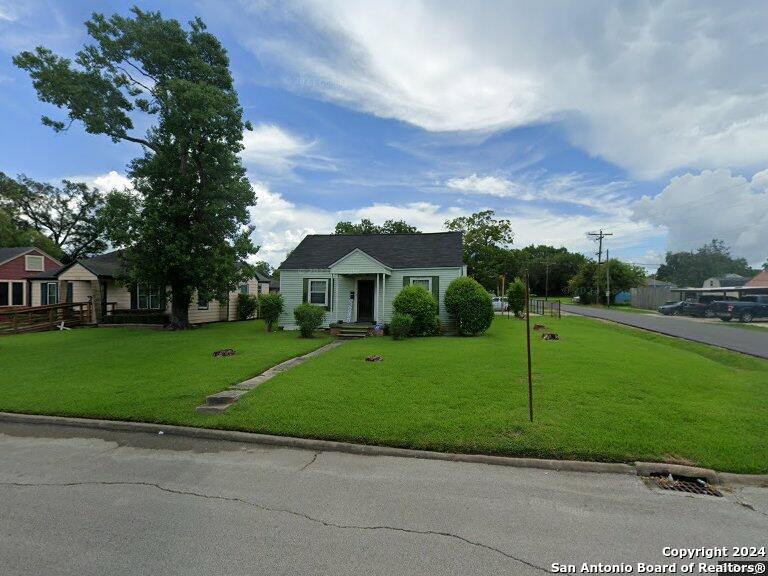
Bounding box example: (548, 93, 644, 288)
(294, 303, 325, 337)
(444, 277, 494, 336)
(392, 285, 439, 336)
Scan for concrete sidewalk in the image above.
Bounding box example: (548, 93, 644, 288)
(1, 421, 765, 576)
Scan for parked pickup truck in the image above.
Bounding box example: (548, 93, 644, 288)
(709, 295, 768, 323)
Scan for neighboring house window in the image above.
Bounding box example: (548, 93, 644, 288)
(41, 282, 58, 305)
(410, 277, 432, 291)
(197, 294, 209, 310)
(0, 283, 7, 306)
(12, 282, 24, 306)
(24, 255, 44, 272)
(137, 285, 161, 309)
(239, 284, 249, 295)
(309, 279, 328, 306)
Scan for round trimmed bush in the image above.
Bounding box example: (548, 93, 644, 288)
(444, 277, 494, 336)
(390, 312, 414, 340)
(258, 292, 284, 331)
(392, 285, 439, 336)
(293, 303, 325, 337)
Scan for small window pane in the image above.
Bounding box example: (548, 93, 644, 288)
(0, 283, 8, 306)
(309, 280, 327, 305)
(12, 282, 24, 305)
(197, 295, 209, 309)
(239, 284, 249, 295)
(411, 278, 431, 290)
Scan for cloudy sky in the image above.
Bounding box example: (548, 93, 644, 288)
(1, 0, 767, 268)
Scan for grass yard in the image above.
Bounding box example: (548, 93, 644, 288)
(0, 321, 331, 423)
(1, 316, 766, 473)
(212, 316, 768, 474)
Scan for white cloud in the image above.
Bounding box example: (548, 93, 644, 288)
(632, 168, 768, 266)
(66, 171, 133, 193)
(0, 1, 18, 22)
(446, 174, 530, 199)
(239, 0, 768, 178)
(241, 123, 335, 176)
(250, 181, 658, 266)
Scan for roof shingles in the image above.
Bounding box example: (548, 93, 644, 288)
(279, 232, 463, 270)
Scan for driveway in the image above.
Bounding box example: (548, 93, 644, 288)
(563, 305, 768, 359)
(1, 421, 766, 576)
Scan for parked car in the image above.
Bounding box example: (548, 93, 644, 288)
(710, 295, 768, 323)
(658, 300, 686, 315)
(491, 296, 508, 311)
(658, 299, 709, 317)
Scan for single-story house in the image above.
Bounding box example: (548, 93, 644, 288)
(30, 250, 267, 324)
(0, 246, 62, 307)
(702, 274, 749, 288)
(277, 232, 466, 330)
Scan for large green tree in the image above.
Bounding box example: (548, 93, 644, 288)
(0, 172, 107, 262)
(568, 259, 645, 304)
(655, 239, 755, 287)
(333, 218, 420, 235)
(444, 210, 514, 290)
(15, 8, 256, 328)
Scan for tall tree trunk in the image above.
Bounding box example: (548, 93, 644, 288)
(170, 283, 192, 330)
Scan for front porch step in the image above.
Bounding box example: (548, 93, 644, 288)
(338, 332, 367, 339)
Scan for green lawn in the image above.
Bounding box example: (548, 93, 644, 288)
(213, 317, 767, 473)
(1, 316, 766, 473)
(0, 321, 331, 423)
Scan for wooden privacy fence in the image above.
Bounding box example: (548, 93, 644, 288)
(0, 302, 93, 336)
(630, 286, 675, 310)
(529, 299, 561, 318)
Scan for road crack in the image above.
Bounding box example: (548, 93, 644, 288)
(298, 451, 320, 472)
(2, 480, 547, 571)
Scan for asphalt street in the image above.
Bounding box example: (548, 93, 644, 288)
(0, 422, 765, 576)
(563, 305, 768, 359)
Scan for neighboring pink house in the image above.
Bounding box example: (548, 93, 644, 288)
(0, 247, 62, 307)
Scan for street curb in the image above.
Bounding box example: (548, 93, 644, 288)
(1, 412, 766, 485)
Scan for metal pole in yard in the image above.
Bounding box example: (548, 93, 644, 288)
(606, 249, 611, 307)
(525, 269, 533, 422)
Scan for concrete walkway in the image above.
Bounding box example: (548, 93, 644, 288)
(197, 340, 346, 413)
(1, 421, 765, 576)
(563, 304, 768, 359)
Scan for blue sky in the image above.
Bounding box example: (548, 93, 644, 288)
(1, 0, 767, 268)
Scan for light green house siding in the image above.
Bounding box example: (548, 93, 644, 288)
(278, 266, 465, 329)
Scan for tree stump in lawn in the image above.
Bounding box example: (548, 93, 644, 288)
(213, 348, 236, 357)
(541, 333, 559, 340)
(365, 355, 383, 362)
(533, 324, 547, 331)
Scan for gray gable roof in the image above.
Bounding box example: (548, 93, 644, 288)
(0, 246, 33, 264)
(279, 232, 463, 270)
(32, 250, 125, 280)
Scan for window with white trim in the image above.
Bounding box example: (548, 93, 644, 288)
(239, 284, 249, 295)
(197, 294, 209, 310)
(137, 285, 161, 309)
(309, 279, 328, 305)
(25, 255, 44, 272)
(410, 277, 432, 291)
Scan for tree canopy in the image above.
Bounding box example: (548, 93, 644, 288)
(0, 172, 108, 262)
(655, 239, 756, 287)
(444, 210, 514, 290)
(333, 219, 420, 235)
(15, 7, 257, 327)
(569, 259, 645, 304)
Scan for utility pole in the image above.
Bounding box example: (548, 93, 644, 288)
(606, 249, 611, 307)
(544, 260, 551, 301)
(587, 229, 613, 304)
(524, 269, 533, 423)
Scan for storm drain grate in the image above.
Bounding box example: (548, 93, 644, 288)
(650, 473, 722, 497)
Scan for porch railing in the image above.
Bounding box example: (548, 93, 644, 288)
(0, 302, 93, 336)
